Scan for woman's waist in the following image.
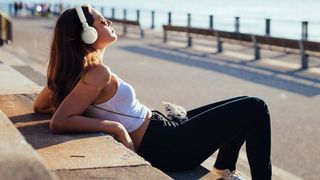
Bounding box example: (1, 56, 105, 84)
(129, 109, 152, 151)
(129, 109, 152, 136)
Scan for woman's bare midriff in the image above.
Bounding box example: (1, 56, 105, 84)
(129, 110, 152, 152)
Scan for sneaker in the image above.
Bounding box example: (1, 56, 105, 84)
(212, 167, 246, 180)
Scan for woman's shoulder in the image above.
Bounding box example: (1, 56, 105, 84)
(82, 64, 112, 87)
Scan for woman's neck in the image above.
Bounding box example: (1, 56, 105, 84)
(99, 48, 105, 57)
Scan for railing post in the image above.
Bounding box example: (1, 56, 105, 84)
(151, 11, 155, 29)
(136, 10, 143, 39)
(140, 29, 144, 39)
(302, 53, 309, 69)
(215, 31, 223, 53)
(235, 16, 240, 33)
(187, 13, 192, 47)
(7, 19, 12, 43)
(302, 21, 308, 41)
(299, 40, 309, 69)
(100, 7, 105, 16)
(209, 15, 214, 29)
(163, 29, 167, 43)
(136, 10, 140, 22)
(123, 9, 127, 35)
(187, 13, 191, 27)
(251, 35, 260, 60)
(265, 18, 271, 36)
(111, 8, 115, 19)
(168, 12, 172, 25)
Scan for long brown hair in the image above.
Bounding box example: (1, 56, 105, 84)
(47, 6, 100, 108)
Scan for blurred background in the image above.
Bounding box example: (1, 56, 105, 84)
(1, 0, 320, 41)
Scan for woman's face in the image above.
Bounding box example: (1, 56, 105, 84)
(91, 8, 117, 49)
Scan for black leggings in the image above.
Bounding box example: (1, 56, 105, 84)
(137, 96, 271, 180)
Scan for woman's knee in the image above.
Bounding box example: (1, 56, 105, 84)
(244, 97, 270, 117)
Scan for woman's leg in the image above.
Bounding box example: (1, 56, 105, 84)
(187, 96, 249, 171)
(138, 96, 271, 179)
(213, 133, 245, 171)
(187, 96, 248, 118)
(176, 97, 271, 179)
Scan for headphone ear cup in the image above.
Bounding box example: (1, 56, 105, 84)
(81, 26, 98, 44)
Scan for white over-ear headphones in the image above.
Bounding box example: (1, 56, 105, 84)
(75, 6, 98, 44)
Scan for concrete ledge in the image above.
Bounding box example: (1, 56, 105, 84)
(0, 110, 57, 180)
(0, 94, 171, 179)
(55, 165, 169, 180)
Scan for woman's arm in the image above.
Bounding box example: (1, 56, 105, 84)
(50, 64, 110, 133)
(49, 65, 135, 151)
(33, 86, 55, 113)
(52, 114, 134, 151)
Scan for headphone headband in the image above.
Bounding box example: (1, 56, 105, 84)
(75, 5, 98, 44)
(75, 6, 87, 24)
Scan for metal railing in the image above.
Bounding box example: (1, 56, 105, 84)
(163, 25, 320, 70)
(102, 7, 144, 38)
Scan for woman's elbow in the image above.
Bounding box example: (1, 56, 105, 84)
(33, 103, 41, 113)
(49, 118, 64, 134)
(33, 104, 54, 114)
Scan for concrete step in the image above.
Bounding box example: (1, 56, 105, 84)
(0, 94, 171, 179)
(0, 110, 57, 180)
(55, 165, 167, 180)
(0, 63, 41, 95)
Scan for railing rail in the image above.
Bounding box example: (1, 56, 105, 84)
(105, 17, 144, 39)
(163, 25, 320, 69)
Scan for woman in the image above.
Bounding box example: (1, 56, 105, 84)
(33, 5, 272, 180)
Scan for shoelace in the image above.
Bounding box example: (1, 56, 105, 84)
(213, 169, 246, 180)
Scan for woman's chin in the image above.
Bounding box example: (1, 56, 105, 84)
(112, 33, 117, 40)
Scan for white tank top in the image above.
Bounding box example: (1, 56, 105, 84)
(85, 72, 150, 133)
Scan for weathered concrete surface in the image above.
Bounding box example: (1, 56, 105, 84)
(0, 110, 57, 180)
(0, 94, 171, 179)
(0, 64, 41, 94)
(55, 165, 170, 180)
(38, 136, 148, 170)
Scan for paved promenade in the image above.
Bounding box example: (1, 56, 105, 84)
(1, 17, 320, 180)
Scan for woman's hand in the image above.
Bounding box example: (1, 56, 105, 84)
(114, 124, 135, 152)
(33, 86, 55, 113)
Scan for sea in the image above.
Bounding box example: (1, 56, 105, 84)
(1, 0, 320, 41)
